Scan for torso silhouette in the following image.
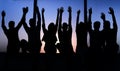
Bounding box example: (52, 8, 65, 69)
(25, 26, 41, 53)
(42, 27, 57, 54)
(103, 28, 118, 53)
(58, 27, 73, 54)
(76, 23, 88, 52)
(3, 28, 20, 53)
(90, 30, 103, 49)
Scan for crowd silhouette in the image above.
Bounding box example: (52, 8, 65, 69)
(1, 0, 120, 71)
(1, 1, 119, 55)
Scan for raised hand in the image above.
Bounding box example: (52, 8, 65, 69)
(1, 11, 5, 17)
(109, 7, 114, 14)
(68, 6, 72, 13)
(42, 8, 45, 13)
(60, 7, 64, 13)
(108, 7, 117, 28)
(57, 8, 59, 13)
(89, 8, 92, 15)
(77, 10, 80, 15)
(23, 7, 28, 14)
(101, 12, 105, 20)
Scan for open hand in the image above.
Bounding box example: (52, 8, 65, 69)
(42, 8, 45, 13)
(77, 10, 80, 14)
(1, 11, 5, 17)
(101, 12, 105, 20)
(23, 7, 28, 14)
(60, 7, 64, 13)
(89, 8, 92, 14)
(68, 6, 72, 12)
(108, 7, 114, 14)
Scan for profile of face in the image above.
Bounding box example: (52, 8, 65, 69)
(94, 21, 100, 30)
(63, 22, 68, 31)
(104, 21, 110, 30)
(9, 21, 15, 29)
(48, 22, 55, 31)
(29, 18, 35, 27)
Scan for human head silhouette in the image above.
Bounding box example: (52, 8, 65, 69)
(79, 22, 85, 28)
(20, 39, 28, 53)
(29, 18, 35, 28)
(94, 21, 100, 31)
(48, 22, 55, 31)
(9, 21, 15, 29)
(63, 22, 68, 31)
(104, 20, 110, 30)
(21, 39, 27, 47)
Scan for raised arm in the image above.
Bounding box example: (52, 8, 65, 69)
(17, 7, 28, 31)
(68, 6, 72, 29)
(108, 7, 117, 30)
(101, 12, 106, 23)
(101, 12, 106, 31)
(76, 10, 80, 32)
(59, 7, 64, 32)
(22, 7, 29, 31)
(42, 8, 47, 33)
(33, 0, 37, 24)
(88, 8, 92, 31)
(36, 6, 41, 30)
(1, 11, 7, 33)
(55, 8, 59, 31)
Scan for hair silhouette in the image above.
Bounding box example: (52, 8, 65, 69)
(23, 6, 41, 54)
(42, 8, 59, 54)
(57, 7, 74, 55)
(1, 9, 26, 53)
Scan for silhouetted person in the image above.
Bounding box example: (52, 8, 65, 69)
(87, 8, 104, 71)
(42, 8, 59, 54)
(20, 39, 29, 53)
(75, 10, 88, 71)
(1, 8, 26, 53)
(88, 8, 104, 51)
(58, 7, 74, 55)
(76, 10, 88, 55)
(23, 6, 41, 54)
(101, 7, 119, 71)
(101, 7, 119, 55)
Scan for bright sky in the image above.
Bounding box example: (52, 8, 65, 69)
(0, 0, 120, 53)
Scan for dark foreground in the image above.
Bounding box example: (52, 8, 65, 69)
(0, 53, 120, 71)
